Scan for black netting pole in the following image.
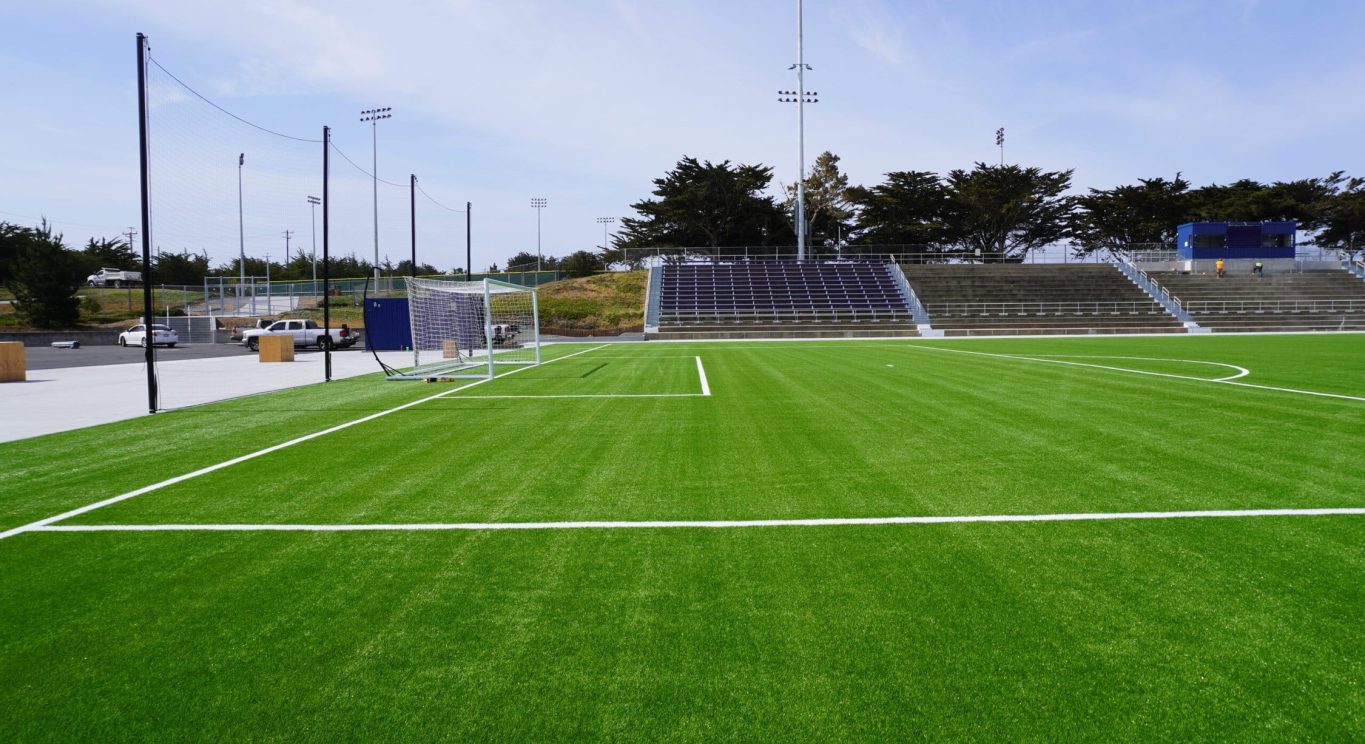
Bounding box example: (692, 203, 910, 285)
(136, 33, 158, 413)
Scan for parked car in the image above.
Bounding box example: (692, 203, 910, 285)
(87, 267, 143, 287)
(119, 323, 178, 348)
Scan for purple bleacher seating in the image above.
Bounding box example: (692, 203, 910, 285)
(657, 260, 912, 326)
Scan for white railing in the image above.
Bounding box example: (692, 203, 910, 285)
(660, 308, 913, 324)
(1110, 254, 1191, 323)
(1184, 299, 1365, 314)
(922, 300, 1164, 317)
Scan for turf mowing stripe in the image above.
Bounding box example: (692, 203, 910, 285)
(0, 344, 610, 542)
(23, 507, 1365, 532)
(908, 344, 1365, 403)
(696, 356, 711, 396)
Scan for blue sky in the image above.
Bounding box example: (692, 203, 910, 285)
(3, 0, 1363, 272)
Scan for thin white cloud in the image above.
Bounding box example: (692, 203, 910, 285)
(830, 0, 906, 66)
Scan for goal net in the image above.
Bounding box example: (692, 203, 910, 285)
(385, 277, 540, 380)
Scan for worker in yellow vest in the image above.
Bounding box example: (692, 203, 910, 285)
(1216, 258, 1225, 278)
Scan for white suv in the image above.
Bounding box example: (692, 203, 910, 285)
(119, 323, 178, 348)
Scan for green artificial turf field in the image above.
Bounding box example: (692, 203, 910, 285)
(1, 334, 1362, 740)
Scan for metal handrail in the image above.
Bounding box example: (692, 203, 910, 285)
(1184, 299, 1365, 314)
(659, 308, 912, 323)
(921, 300, 1163, 316)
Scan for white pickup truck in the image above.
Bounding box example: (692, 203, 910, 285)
(86, 267, 142, 287)
(241, 319, 360, 351)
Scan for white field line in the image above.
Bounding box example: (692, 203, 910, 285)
(906, 345, 1365, 403)
(0, 344, 610, 541)
(25, 507, 1365, 533)
(451, 393, 706, 399)
(448, 355, 713, 399)
(1018, 355, 1251, 382)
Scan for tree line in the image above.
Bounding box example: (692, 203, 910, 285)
(608, 154, 1365, 263)
(0, 221, 453, 327)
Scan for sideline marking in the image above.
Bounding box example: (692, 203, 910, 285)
(0, 344, 610, 541)
(907, 345, 1365, 403)
(26, 507, 1365, 533)
(696, 355, 711, 396)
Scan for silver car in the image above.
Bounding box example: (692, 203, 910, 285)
(118, 323, 178, 348)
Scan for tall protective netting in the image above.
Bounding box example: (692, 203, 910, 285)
(389, 278, 540, 380)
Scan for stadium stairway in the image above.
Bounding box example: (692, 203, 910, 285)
(648, 260, 919, 339)
(1149, 269, 1365, 332)
(900, 264, 1186, 336)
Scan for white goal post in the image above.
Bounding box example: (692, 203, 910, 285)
(386, 277, 540, 381)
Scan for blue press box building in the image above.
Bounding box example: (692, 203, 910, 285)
(1177, 221, 1296, 260)
(364, 298, 412, 351)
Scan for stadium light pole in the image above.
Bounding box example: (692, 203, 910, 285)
(996, 127, 1005, 166)
(778, 0, 817, 261)
(307, 195, 320, 288)
(531, 197, 547, 275)
(360, 107, 392, 284)
(597, 216, 616, 266)
(237, 153, 246, 305)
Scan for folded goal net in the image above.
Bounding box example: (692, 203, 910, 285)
(383, 278, 540, 380)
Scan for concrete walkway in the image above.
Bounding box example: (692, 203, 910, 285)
(0, 349, 414, 444)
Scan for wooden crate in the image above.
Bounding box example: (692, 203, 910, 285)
(442, 339, 460, 359)
(0, 342, 24, 382)
(258, 335, 294, 362)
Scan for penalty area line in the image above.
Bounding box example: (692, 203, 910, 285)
(906, 345, 1365, 403)
(696, 356, 711, 396)
(26, 507, 1365, 533)
(0, 344, 611, 542)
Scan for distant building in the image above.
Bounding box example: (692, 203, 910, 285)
(1177, 221, 1296, 260)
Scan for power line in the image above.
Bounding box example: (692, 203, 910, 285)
(146, 55, 323, 144)
(328, 142, 407, 187)
(416, 182, 468, 213)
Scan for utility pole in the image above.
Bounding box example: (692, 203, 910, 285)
(466, 201, 472, 278)
(124, 228, 138, 251)
(282, 230, 293, 261)
(778, 0, 817, 261)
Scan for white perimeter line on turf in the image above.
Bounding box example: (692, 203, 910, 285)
(25, 507, 1365, 532)
(452, 394, 706, 399)
(696, 356, 711, 396)
(0, 344, 611, 541)
(907, 345, 1365, 403)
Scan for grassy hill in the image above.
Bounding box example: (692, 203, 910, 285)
(535, 271, 646, 334)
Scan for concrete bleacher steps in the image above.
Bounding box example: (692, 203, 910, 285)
(1151, 269, 1365, 332)
(651, 261, 919, 339)
(901, 264, 1185, 336)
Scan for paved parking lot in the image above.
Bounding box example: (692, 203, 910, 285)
(21, 343, 364, 370)
(1, 346, 397, 443)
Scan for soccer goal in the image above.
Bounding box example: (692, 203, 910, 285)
(382, 277, 540, 381)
